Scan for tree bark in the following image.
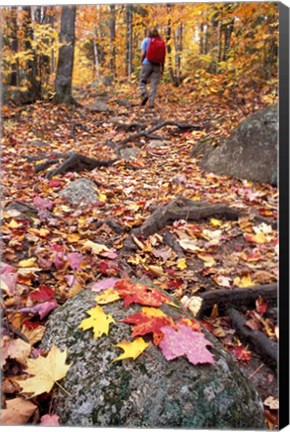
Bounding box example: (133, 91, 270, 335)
(9, 7, 19, 87)
(109, 5, 116, 77)
(23, 6, 41, 102)
(54, 5, 76, 104)
(125, 5, 133, 76)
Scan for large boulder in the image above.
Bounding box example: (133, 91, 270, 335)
(199, 104, 278, 185)
(41, 288, 265, 428)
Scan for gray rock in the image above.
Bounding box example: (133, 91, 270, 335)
(199, 104, 278, 185)
(147, 140, 164, 149)
(119, 148, 141, 160)
(59, 178, 99, 205)
(41, 288, 265, 428)
(87, 101, 109, 113)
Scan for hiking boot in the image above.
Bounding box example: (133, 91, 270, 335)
(141, 94, 148, 106)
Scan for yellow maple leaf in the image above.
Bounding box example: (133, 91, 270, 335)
(112, 337, 150, 362)
(18, 258, 38, 268)
(141, 307, 167, 318)
(99, 193, 107, 202)
(7, 219, 23, 229)
(95, 288, 120, 304)
(210, 218, 222, 227)
(177, 258, 187, 270)
(17, 345, 72, 398)
(233, 274, 255, 288)
(82, 240, 110, 255)
(79, 305, 115, 338)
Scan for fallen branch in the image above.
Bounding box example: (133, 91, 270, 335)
(196, 283, 277, 318)
(227, 307, 277, 368)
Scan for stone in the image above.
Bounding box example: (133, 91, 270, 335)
(87, 101, 109, 113)
(119, 148, 141, 160)
(59, 178, 99, 205)
(147, 140, 164, 149)
(199, 104, 278, 185)
(41, 288, 265, 428)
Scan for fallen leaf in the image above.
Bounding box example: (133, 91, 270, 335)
(91, 277, 120, 292)
(147, 265, 164, 277)
(18, 258, 38, 268)
(1, 336, 31, 367)
(263, 396, 279, 410)
(178, 238, 201, 253)
(180, 295, 203, 317)
(244, 232, 268, 244)
(177, 258, 187, 270)
(0, 397, 37, 425)
(79, 305, 115, 338)
(82, 240, 110, 255)
(159, 324, 214, 365)
(233, 274, 255, 288)
(122, 307, 175, 345)
(17, 344, 72, 397)
(95, 287, 120, 304)
(21, 323, 46, 345)
(115, 279, 175, 308)
(113, 337, 150, 362)
(29, 285, 55, 303)
(40, 414, 60, 426)
(19, 299, 58, 319)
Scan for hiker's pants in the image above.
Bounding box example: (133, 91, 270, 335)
(139, 63, 161, 105)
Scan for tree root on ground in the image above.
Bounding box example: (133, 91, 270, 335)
(123, 196, 277, 250)
(196, 283, 277, 318)
(117, 120, 203, 148)
(33, 152, 118, 179)
(226, 307, 277, 369)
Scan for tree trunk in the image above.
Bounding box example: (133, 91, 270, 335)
(23, 6, 41, 102)
(9, 7, 19, 87)
(175, 23, 183, 85)
(166, 5, 179, 87)
(93, 27, 100, 78)
(54, 5, 76, 104)
(109, 4, 116, 77)
(125, 5, 133, 77)
(223, 18, 234, 61)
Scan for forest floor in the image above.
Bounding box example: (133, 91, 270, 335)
(2, 82, 278, 427)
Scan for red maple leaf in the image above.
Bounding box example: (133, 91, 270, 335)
(115, 279, 173, 308)
(122, 307, 176, 345)
(29, 285, 55, 303)
(159, 323, 215, 365)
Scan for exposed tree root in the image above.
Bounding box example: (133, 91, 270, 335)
(123, 196, 276, 250)
(196, 283, 277, 318)
(227, 307, 277, 368)
(118, 120, 203, 148)
(33, 152, 118, 179)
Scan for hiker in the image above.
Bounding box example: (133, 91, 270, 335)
(139, 27, 166, 108)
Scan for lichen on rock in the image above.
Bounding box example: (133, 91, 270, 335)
(41, 288, 265, 428)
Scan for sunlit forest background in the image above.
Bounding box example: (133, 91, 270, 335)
(1, 2, 278, 109)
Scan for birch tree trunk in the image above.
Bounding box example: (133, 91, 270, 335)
(54, 5, 76, 104)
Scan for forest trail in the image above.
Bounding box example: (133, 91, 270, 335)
(2, 84, 278, 427)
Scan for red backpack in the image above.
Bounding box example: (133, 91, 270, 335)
(147, 37, 166, 64)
